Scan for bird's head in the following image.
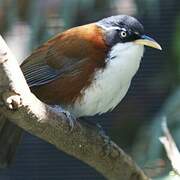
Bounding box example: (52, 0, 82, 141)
(96, 15, 162, 51)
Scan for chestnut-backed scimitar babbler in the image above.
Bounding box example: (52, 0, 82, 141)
(0, 15, 161, 167)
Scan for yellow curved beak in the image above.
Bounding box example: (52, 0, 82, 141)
(134, 35, 162, 50)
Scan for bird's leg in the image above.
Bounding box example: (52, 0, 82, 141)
(96, 123, 105, 134)
(80, 117, 105, 132)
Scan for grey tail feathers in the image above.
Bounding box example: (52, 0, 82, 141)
(0, 116, 23, 168)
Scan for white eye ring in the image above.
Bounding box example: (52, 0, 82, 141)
(120, 31, 127, 38)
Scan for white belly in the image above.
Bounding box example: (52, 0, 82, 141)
(67, 43, 144, 117)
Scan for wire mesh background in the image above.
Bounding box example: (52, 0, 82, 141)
(0, 0, 180, 179)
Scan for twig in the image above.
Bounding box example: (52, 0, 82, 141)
(159, 118, 180, 175)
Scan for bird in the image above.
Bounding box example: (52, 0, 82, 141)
(0, 15, 161, 167)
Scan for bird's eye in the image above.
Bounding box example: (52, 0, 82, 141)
(120, 30, 127, 38)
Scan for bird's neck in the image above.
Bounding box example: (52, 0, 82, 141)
(107, 42, 144, 78)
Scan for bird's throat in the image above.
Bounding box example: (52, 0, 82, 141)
(66, 43, 144, 117)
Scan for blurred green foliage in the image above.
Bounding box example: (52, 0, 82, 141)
(172, 15, 180, 82)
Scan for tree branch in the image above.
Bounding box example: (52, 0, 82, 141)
(0, 35, 149, 180)
(159, 119, 180, 175)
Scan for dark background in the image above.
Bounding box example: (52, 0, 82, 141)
(0, 0, 180, 179)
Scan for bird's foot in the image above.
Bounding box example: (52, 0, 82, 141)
(62, 110, 76, 131)
(96, 123, 109, 140)
(97, 125, 112, 156)
(51, 105, 76, 131)
(96, 123, 105, 133)
(102, 135, 112, 156)
(80, 118, 107, 136)
(80, 118, 112, 155)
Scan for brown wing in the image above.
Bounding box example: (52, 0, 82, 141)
(21, 23, 108, 105)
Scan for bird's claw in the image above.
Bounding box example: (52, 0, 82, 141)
(96, 123, 107, 137)
(51, 105, 77, 131)
(94, 122, 112, 156)
(97, 125, 112, 156)
(62, 110, 76, 131)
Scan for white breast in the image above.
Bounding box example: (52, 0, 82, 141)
(67, 42, 144, 117)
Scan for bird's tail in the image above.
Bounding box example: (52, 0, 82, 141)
(0, 115, 23, 168)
